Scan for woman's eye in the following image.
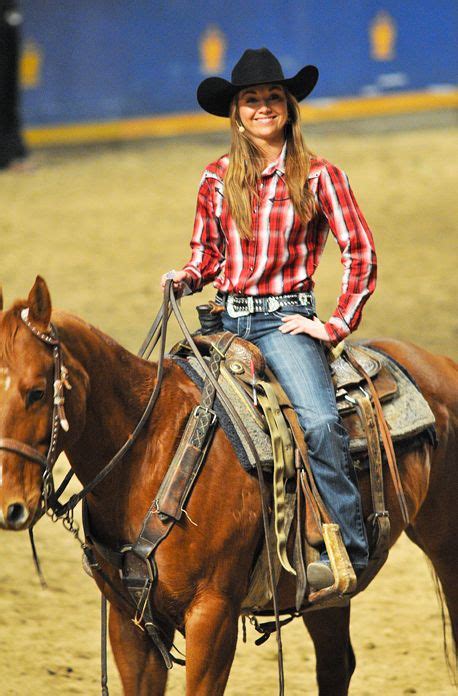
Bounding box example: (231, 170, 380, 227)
(26, 389, 45, 407)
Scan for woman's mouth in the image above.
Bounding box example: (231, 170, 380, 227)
(255, 115, 276, 123)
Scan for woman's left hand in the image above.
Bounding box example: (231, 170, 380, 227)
(278, 314, 330, 341)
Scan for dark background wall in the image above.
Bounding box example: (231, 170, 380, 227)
(20, 1, 456, 125)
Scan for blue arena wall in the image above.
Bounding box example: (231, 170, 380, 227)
(21, 1, 457, 127)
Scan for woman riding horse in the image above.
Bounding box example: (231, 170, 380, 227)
(162, 47, 376, 590)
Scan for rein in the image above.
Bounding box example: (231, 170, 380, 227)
(0, 285, 172, 524)
(1, 282, 286, 696)
(168, 289, 286, 692)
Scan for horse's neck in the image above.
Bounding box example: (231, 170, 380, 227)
(59, 314, 158, 534)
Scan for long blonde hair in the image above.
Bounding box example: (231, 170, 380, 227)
(224, 90, 316, 240)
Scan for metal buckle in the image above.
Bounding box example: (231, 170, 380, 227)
(193, 405, 217, 425)
(247, 296, 254, 313)
(298, 292, 311, 307)
(226, 296, 249, 318)
(266, 296, 280, 312)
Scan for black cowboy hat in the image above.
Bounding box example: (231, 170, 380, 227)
(197, 47, 319, 118)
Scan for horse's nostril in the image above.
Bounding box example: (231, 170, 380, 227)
(6, 502, 28, 527)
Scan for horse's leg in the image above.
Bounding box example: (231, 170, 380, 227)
(303, 604, 355, 696)
(184, 593, 239, 696)
(109, 604, 172, 696)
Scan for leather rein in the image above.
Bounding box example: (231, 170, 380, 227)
(0, 282, 286, 695)
(0, 284, 172, 525)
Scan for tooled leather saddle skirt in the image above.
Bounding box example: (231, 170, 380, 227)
(172, 335, 436, 471)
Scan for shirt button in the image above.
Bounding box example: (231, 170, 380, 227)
(249, 265, 254, 271)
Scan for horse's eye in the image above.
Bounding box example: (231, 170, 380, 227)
(26, 389, 45, 407)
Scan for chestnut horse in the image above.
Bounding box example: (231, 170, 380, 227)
(0, 277, 457, 695)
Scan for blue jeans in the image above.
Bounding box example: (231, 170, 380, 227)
(222, 304, 368, 570)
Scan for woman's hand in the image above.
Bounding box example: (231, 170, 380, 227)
(278, 314, 330, 341)
(160, 269, 191, 294)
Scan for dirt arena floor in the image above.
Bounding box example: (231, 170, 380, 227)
(1, 116, 457, 694)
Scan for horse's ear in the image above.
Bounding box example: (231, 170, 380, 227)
(27, 276, 52, 327)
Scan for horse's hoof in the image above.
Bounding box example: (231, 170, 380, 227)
(307, 561, 334, 590)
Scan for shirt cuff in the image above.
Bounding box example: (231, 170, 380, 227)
(182, 266, 202, 292)
(323, 317, 351, 346)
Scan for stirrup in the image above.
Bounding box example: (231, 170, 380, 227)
(308, 523, 357, 603)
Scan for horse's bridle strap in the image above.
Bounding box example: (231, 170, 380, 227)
(0, 438, 48, 469)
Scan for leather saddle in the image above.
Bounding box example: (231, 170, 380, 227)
(171, 330, 435, 607)
(178, 332, 399, 453)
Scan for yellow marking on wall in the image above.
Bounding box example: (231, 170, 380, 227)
(24, 90, 458, 148)
(370, 11, 396, 61)
(20, 40, 43, 88)
(199, 25, 226, 74)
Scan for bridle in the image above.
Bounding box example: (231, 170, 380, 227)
(0, 307, 72, 518)
(0, 284, 287, 695)
(0, 291, 171, 524)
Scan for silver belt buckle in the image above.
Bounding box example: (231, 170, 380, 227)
(298, 292, 310, 307)
(226, 296, 249, 318)
(266, 296, 280, 312)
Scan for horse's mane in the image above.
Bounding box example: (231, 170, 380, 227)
(2, 298, 146, 375)
(1, 300, 188, 420)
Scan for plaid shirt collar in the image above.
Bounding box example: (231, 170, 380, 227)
(259, 142, 321, 180)
(261, 140, 287, 177)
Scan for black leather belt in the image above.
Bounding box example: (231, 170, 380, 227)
(217, 291, 316, 318)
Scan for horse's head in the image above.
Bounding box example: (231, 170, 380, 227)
(0, 277, 88, 530)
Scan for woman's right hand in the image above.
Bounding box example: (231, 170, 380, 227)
(160, 269, 191, 294)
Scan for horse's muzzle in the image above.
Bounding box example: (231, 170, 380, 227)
(0, 501, 30, 530)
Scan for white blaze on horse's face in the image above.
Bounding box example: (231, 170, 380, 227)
(0, 370, 8, 489)
(0, 367, 11, 391)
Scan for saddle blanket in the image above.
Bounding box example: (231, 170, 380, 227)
(173, 345, 436, 472)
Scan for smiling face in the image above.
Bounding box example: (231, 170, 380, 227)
(237, 83, 288, 150)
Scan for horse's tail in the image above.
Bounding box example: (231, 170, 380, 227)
(426, 558, 457, 685)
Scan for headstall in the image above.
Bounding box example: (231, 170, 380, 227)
(0, 307, 72, 517)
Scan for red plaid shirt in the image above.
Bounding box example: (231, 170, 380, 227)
(183, 143, 377, 343)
